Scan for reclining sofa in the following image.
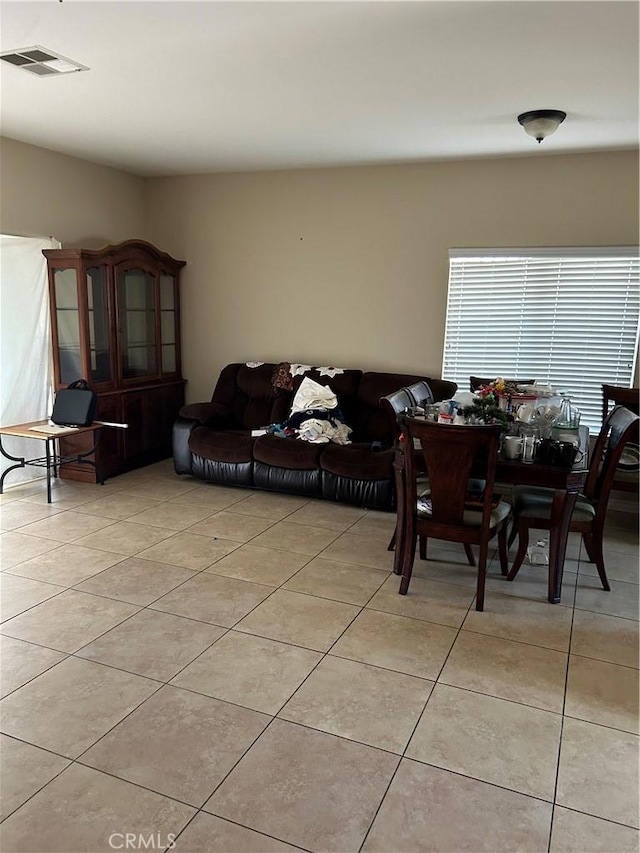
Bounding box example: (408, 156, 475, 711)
(173, 362, 457, 510)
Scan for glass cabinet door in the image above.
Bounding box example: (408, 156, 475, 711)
(160, 273, 177, 374)
(54, 268, 82, 383)
(87, 266, 111, 383)
(118, 268, 156, 379)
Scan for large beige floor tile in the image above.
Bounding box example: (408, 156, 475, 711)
(170, 484, 253, 511)
(172, 630, 322, 714)
(204, 718, 399, 853)
(127, 501, 217, 530)
(550, 806, 640, 852)
(173, 812, 303, 852)
(0, 589, 139, 653)
(406, 683, 561, 800)
(283, 557, 388, 605)
(81, 684, 270, 807)
(77, 609, 225, 680)
(571, 609, 639, 669)
(0, 635, 66, 698)
(0, 763, 194, 853)
(565, 654, 639, 734)
(362, 759, 552, 852)
(150, 572, 273, 626)
(0, 501, 63, 531)
(331, 608, 457, 680)
(0, 573, 62, 622)
(6, 543, 124, 587)
(347, 510, 397, 541)
(279, 655, 433, 753)
(439, 630, 567, 712)
(367, 574, 475, 628)
(462, 591, 573, 651)
(135, 531, 239, 569)
(557, 717, 639, 827)
(574, 577, 640, 620)
(285, 500, 367, 531)
(74, 556, 196, 605)
(187, 510, 277, 542)
(117, 479, 198, 501)
(0, 656, 159, 757)
(76, 519, 174, 555)
(227, 491, 309, 520)
(235, 589, 359, 652)
(321, 531, 395, 570)
(0, 531, 60, 570)
(581, 546, 640, 585)
(486, 563, 578, 605)
(0, 734, 70, 821)
(206, 544, 309, 586)
(15, 510, 115, 543)
(251, 521, 341, 556)
(74, 492, 162, 520)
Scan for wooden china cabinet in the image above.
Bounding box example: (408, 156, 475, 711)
(43, 240, 186, 482)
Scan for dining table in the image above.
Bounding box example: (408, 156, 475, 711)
(392, 424, 590, 605)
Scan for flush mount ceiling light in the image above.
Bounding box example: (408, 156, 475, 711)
(517, 109, 567, 143)
(0, 46, 89, 76)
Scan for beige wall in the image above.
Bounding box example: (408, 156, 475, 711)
(0, 137, 146, 246)
(145, 150, 638, 403)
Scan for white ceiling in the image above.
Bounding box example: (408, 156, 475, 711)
(1, 1, 638, 177)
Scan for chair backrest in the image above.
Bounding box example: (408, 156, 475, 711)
(404, 381, 435, 408)
(584, 405, 640, 507)
(469, 376, 535, 392)
(601, 384, 639, 422)
(380, 388, 414, 441)
(401, 416, 501, 528)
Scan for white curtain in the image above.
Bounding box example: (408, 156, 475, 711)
(0, 235, 60, 487)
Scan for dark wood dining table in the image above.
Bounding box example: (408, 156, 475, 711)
(393, 425, 589, 604)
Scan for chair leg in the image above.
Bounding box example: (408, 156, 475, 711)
(399, 530, 417, 596)
(507, 523, 529, 581)
(475, 541, 488, 611)
(419, 536, 427, 560)
(583, 531, 611, 591)
(387, 528, 396, 553)
(508, 518, 519, 549)
(498, 524, 508, 576)
(463, 543, 475, 566)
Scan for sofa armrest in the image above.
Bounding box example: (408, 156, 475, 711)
(178, 401, 237, 429)
(172, 416, 198, 475)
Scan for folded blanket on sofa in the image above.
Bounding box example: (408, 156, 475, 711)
(290, 377, 338, 413)
(298, 417, 352, 445)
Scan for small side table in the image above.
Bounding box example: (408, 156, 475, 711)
(0, 421, 104, 503)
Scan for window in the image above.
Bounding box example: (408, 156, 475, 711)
(442, 248, 640, 429)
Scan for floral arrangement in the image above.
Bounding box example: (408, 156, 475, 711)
(461, 378, 515, 431)
(475, 377, 519, 399)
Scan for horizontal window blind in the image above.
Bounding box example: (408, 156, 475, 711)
(442, 248, 640, 429)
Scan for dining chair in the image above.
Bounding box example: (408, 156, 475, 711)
(469, 376, 535, 392)
(380, 388, 426, 562)
(397, 416, 511, 611)
(405, 380, 435, 408)
(507, 405, 639, 591)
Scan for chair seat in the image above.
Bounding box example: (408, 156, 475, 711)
(512, 486, 596, 523)
(417, 496, 511, 528)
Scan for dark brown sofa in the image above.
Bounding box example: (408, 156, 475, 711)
(173, 362, 457, 510)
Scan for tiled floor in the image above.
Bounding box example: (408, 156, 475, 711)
(0, 461, 638, 852)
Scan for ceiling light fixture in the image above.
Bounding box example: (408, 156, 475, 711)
(0, 46, 88, 76)
(517, 109, 567, 143)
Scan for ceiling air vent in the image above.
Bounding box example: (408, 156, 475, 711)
(0, 46, 89, 76)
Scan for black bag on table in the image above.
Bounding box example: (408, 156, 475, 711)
(51, 379, 98, 427)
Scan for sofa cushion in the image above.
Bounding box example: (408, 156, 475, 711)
(320, 443, 394, 481)
(189, 427, 254, 464)
(253, 434, 324, 469)
(353, 372, 436, 444)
